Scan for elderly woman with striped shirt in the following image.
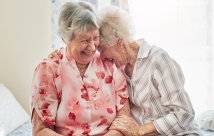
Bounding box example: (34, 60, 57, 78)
(98, 6, 201, 136)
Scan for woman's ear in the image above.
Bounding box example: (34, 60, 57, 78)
(118, 38, 122, 43)
(117, 38, 124, 48)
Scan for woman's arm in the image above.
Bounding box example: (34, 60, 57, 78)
(117, 99, 131, 116)
(138, 123, 160, 136)
(32, 110, 63, 136)
(104, 100, 130, 136)
(104, 64, 131, 136)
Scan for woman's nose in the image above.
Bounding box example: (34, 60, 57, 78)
(87, 41, 96, 51)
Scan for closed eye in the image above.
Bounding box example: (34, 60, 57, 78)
(81, 40, 88, 44)
(94, 36, 99, 41)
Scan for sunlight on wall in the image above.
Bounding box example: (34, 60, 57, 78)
(129, 0, 214, 116)
(0, 0, 52, 113)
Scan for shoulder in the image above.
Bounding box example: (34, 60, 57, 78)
(138, 41, 178, 69)
(93, 51, 116, 74)
(137, 39, 167, 60)
(149, 47, 182, 73)
(145, 45, 172, 64)
(152, 47, 169, 59)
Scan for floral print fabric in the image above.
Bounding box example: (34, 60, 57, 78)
(31, 47, 128, 136)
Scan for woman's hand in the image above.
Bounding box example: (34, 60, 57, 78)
(109, 115, 139, 136)
(138, 123, 160, 136)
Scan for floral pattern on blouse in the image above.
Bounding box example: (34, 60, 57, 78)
(31, 47, 129, 136)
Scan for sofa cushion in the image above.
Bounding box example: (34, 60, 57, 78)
(197, 110, 214, 131)
(0, 83, 30, 135)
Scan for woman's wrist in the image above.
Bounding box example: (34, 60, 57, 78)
(138, 125, 146, 135)
(138, 123, 159, 136)
(107, 129, 123, 136)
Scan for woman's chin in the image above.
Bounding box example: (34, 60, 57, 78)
(82, 57, 94, 64)
(82, 53, 95, 59)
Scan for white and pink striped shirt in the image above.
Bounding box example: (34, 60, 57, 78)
(125, 39, 201, 135)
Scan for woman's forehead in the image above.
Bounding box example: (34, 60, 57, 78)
(98, 43, 114, 51)
(74, 29, 99, 38)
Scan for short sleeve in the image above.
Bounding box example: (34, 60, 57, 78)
(113, 66, 129, 111)
(31, 62, 59, 126)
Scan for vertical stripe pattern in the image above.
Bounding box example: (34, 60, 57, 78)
(127, 40, 201, 136)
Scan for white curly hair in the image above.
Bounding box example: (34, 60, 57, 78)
(98, 6, 135, 46)
(58, 1, 99, 44)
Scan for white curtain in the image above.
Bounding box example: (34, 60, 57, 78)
(51, 0, 71, 49)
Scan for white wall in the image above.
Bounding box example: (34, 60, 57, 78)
(0, 0, 52, 114)
(129, 0, 214, 116)
(211, 0, 214, 109)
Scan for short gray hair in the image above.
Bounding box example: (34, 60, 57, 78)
(98, 6, 135, 46)
(58, 1, 99, 43)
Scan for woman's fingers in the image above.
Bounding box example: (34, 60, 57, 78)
(110, 116, 140, 136)
(110, 124, 130, 136)
(114, 116, 136, 125)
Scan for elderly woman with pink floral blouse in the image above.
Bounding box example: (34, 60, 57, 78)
(31, 2, 129, 136)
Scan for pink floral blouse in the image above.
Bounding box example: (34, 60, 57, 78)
(31, 47, 129, 136)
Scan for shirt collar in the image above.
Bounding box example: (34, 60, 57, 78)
(136, 39, 151, 59)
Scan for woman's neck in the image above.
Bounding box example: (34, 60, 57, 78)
(76, 62, 89, 74)
(124, 42, 139, 77)
(126, 42, 139, 67)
